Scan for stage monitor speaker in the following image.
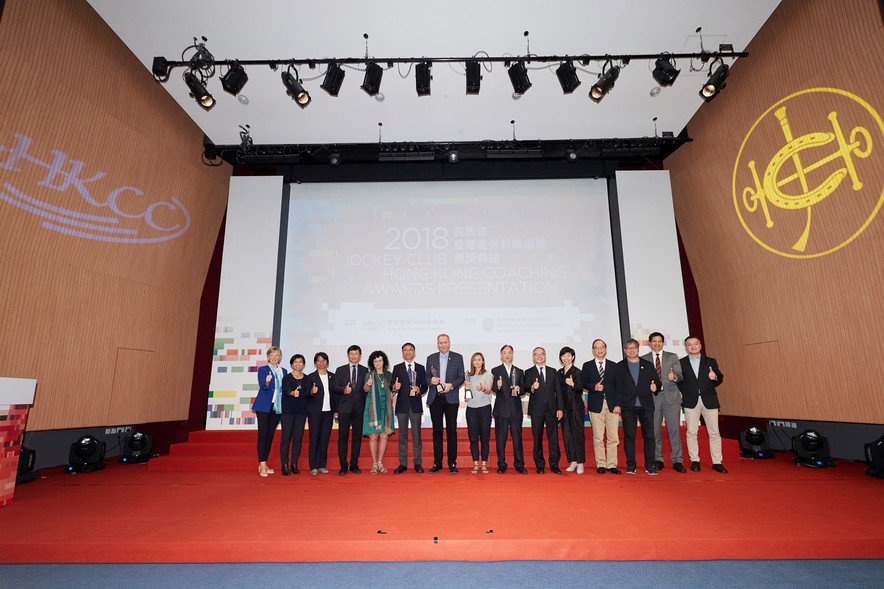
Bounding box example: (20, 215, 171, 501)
(120, 431, 152, 464)
(17, 446, 36, 484)
(864, 435, 884, 479)
(739, 426, 774, 459)
(792, 429, 835, 468)
(67, 435, 106, 474)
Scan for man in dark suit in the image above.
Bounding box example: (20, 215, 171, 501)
(490, 344, 527, 474)
(391, 342, 428, 474)
(679, 335, 727, 473)
(525, 347, 564, 474)
(425, 333, 465, 473)
(612, 338, 662, 475)
(643, 332, 686, 473)
(582, 339, 621, 474)
(331, 345, 368, 475)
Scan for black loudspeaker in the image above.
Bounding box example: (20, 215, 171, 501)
(120, 431, 152, 464)
(17, 446, 36, 484)
(739, 426, 774, 459)
(791, 429, 835, 468)
(864, 436, 884, 479)
(67, 435, 106, 473)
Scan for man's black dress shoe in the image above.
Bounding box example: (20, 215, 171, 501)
(691, 461, 701, 472)
(429, 465, 443, 473)
(551, 467, 562, 474)
(536, 467, 545, 474)
(338, 468, 347, 476)
(497, 467, 506, 474)
(597, 467, 606, 474)
(449, 465, 459, 474)
(281, 464, 291, 476)
(654, 460, 665, 471)
(291, 464, 299, 475)
(393, 465, 407, 474)
(516, 467, 528, 474)
(350, 466, 362, 474)
(673, 462, 687, 473)
(607, 468, 621, 475)
(712, 464, 728, 474)
(414, 465, 424, 473)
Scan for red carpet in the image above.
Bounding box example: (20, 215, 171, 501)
(1, 428, 883, 563)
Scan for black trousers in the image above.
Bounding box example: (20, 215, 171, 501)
(531, 411, 560, 469)
(336, 410, 364, 469)
(255, 410, 280, 463)
(466, 404, 492, 461)
(561, 408, 586, 463)
(307, 411, 333, 470)
(279, 411, 307, 467)
(495, 414, 525, 469)
(429, 396, 459, 467)
(622, 404, 655, 471)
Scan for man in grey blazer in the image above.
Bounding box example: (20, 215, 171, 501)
(643, 332, 686, 473)
(425, 333, 465, 473)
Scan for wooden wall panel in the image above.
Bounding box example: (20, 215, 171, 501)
(665, 0, 884, 424)
(0, 0, 230, 430)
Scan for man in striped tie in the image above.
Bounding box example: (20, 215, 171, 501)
(642, 332, 686, 473)
(582, 339, 621, 474)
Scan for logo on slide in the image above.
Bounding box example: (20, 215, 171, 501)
(0, 133, 190, 244)
(733, 88, 882, 258)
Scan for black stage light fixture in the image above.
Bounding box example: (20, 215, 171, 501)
(508, 61, 532, 95)
(321, 62, 345, 96)
(556, 60, 581, 94)
(652, 53, 680, 87)
(328, 152, 341, 166)
(700, 60, 730, 101)
(184, 71, 215, 110)
(739, 426, 774, 459)
(589, 62, 620, 103)
(415, 61, 432, 97)
(447, 150, 459, 164)
(67, 435, 106, 474)
(361, 62, 384, 96)
(864, 435, 884, 479)
(151, 56, 172, 82)
(17, 446, 36, 485)
(120, 431, 153, 464)
(565, 149, 578, 162)
(792, 429, 835, 468)
(282, 69, 311, 108)
(221, 63, 248, 96)
(465, 60, 482, 95)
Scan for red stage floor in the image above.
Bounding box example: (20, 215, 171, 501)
(1, 429, 883, 563)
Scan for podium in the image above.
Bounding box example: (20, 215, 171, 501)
(0, 377, 37, 507)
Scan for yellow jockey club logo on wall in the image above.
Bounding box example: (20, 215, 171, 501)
(733, 88, 883, 258)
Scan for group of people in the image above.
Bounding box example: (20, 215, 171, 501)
(252, 332, 727, 478)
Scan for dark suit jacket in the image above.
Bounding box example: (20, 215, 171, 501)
(611, 358, 662, 411)
(424, 351, 465, 404)
(678, 355, 724, 409)
(304, 370, 335, 414)
(331, 363, 368, 414)
(281, 373, 309, 414)
(391, 361, 428, 414)
(525, 365, 563, 417)
(558, 366, 583, 413)
(581, 358, 616, 413)
(490, 364, 525, 419)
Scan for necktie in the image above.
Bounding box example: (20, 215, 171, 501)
(408, 364, 414, 392)
(655, 354, 662, 380)
(351, 365, 356, 388)
(598, 362, 605, 379)
(539, 367, 545, 385)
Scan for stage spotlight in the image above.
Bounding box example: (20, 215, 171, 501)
(321, 62, 345, 96)
(465, 60, 482, 95)
(589, 62, 620, 103)
(739, 426, 774, 459)
(508, 61, 532, 95)
(151, 56, 172, 82)
(184, 71, 215, 110)
(328, 152, 341, 166)
(17, 446, 36, 485)
(282, 70, 311, 108)
(447, 150, 459, 164)
(221, 63, 248, 96)
(792, 429, 835, 468)
(565, 149, 578, 162)
(652, 53, 680, 87)
(120, 431, 153, 464)
(361, 62, 384, 96)
(415, 61, 432, 97)
(700, 60, 730, 101)
(67, 435, 106, 474)
(555, 60, 581, 94)
(864, 435, 884, 479)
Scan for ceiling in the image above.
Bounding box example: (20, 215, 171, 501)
(88, 0, 780, 149)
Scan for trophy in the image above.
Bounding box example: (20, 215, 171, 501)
(464, 371, 473, 400)
(510, 366, 519, 396)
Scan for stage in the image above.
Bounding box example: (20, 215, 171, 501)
(1, 429, 883, 564)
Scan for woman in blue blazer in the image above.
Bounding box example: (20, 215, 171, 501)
(253, 346, 287, 477)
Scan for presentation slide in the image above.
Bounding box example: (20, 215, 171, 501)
(278, 179, 621, 384)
